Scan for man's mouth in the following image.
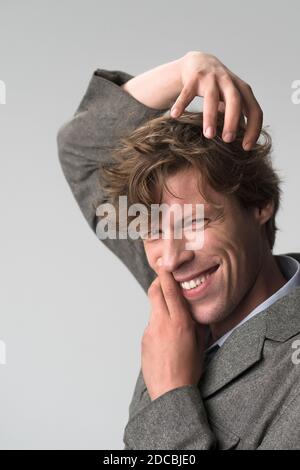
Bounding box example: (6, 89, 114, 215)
(177, 264, 220, 298)
(178, 264, 220, 289)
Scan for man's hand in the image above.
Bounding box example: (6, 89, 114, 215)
(172, 51, 263, 151)
(141, 264, 206, 402)
(122, 51, 263, 151)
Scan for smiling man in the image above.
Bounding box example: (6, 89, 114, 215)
(57, 51, 300, 450)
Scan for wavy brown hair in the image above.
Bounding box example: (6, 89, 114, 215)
(99, 111, 282, 249)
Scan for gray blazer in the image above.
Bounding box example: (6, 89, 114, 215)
(57, 69, 300, 450)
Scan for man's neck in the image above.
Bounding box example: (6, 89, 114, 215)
(209, 251, 287, 345)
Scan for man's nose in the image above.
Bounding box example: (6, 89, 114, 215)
(160, 232, 194, 272)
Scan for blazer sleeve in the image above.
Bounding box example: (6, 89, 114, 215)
(123, 367, 217, 450)
(56, 69, 169, 293)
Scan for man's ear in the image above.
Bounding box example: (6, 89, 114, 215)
(253, 200, 274, 226)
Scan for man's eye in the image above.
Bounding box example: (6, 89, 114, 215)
(190, 218, 209, 228)
(191, 218, 205, 224)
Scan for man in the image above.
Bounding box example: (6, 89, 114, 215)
(57, 51, 300, 449)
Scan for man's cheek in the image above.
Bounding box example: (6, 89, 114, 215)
(201, 231, 227, 254)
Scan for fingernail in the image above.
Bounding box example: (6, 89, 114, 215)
(157, 257, 162, 266)
(243, 141, 252, 151)
(171, 108, 179, 118)
(223, 132, 235, 143)
(205, 126, 215, 138)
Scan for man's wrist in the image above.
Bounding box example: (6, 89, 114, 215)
(120, 57, 183, 110)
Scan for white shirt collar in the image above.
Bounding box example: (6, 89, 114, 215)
(206, 254, 300, 352)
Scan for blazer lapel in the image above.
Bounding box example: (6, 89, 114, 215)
(200, 284, 300, 399)
(200, 310, 267, 399)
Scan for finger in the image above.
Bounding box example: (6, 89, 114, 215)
(157, 266, 190, 321)
(218, 100, 225, 113)
(171, 81, 196, 118)
(218, 75, 242, 143)
(235, 80, 263, 150)
(202, 78, 220, 139)
(147, 276, 170, 322)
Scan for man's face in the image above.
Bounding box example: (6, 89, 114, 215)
(142, 167, 269, 326)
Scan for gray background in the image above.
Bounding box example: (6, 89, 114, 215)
(0, 0, 299, 450)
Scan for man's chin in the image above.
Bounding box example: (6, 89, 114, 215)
(189, 301, 229, 325)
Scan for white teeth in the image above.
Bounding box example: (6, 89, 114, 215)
(180, 273, 210, 290)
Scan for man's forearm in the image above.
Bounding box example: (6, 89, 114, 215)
(121, 57, 183, 110)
